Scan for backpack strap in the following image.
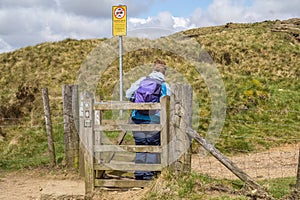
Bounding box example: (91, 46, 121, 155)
(144, 76, 164, 85)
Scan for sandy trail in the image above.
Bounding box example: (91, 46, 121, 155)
(0, 144, 299, 200)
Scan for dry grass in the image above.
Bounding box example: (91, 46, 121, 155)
(0, 19, 299, 170)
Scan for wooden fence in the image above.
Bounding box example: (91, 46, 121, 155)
(48, 84, 278, 198)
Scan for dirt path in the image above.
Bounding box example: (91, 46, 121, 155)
(0, 144, 299, 200)
(193, 143, 299, 180)
(0, 169, 85, 200)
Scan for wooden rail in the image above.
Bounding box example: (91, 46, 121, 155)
(79, 92, 169, 194)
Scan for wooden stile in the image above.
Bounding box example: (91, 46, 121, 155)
(79, 92, 170, 191)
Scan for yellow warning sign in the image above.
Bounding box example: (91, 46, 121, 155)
(112, 5, 127, 36)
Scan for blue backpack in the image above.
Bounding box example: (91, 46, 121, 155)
(134, 77, 163, 115)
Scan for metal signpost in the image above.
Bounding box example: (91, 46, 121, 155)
(112, 5, 127, 102)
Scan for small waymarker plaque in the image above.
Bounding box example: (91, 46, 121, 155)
(112, 5, 127, 36)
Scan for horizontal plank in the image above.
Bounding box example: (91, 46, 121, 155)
(94, 101, 161, 110)
(94, 124, 161, 131)
(94, 163, 163, 171)
(101, 120, 129, 125)
(94, 145, 162, 153)
(95, 179, 150, 188)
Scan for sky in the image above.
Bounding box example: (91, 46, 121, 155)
(0, 0, 300, 53)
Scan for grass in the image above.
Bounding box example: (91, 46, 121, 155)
(145, 172, 297, 199)
(259, 177, 296, 199)
(0, 20, 298, 156)
(0, 126, 49, 170)
(0, 119, 65, 170)
(0, 18, 299, 199)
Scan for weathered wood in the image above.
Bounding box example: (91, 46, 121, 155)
(72, 85, 80, 172)
(42, 88, 56, 167)
(63, 84, 79, 168)
(94, 124, 161, 132)
(115, 131, 127, 145)
(94, 108, 105, 179)
(78, 93, 85, 177)
(72, 85, 79, 133)
(296, 148, 300, 190)
(80, 91, 95, 195)
(94, 101, 161, 110)
(100, 130, 127, 176)
(94, 145, 162, 153)
(180, 85, 192, 173)
(160, 96, 169, 168)
(94, 163, 162, 171)
(101, 120, 129, 125)
(81, 94, 171, 190)
(169, 84, 192, 175)
(187, 128, 274, 199)
(95, 179, 150, 188)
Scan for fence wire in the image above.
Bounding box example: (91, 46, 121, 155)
(0, 101, 299, 199)
(193, 143, 299, 181)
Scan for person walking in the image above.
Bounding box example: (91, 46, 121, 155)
(125, 59, 170, 180)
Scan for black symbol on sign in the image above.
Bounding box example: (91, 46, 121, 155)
(115, 7, 125, 19)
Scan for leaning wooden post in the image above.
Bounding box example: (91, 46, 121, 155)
(42, 88, 56, 167)
(79, 91, 95, 195)
(169, 84, 193, 175)
(187, 128, 274, 200)
(63, 84, 79, 168)
(296, 147, 300, 190)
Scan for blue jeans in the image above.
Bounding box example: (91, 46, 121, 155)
(132, 118, 160, 180)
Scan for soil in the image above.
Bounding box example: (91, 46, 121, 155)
(0, 143, 299, 200)
(0, 169, 85, 200)
(193, 143, 300, 180)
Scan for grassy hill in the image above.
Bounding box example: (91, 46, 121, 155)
(0, 18, 299, 170)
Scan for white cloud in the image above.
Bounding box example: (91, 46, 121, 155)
(0, 0, 162, 53)
(128, 11, 195, 34)
(250, 0, 300, 20)
(57, 0, 155, 18)
(190, 0, 300, 27)
(0, 0, 55, 8)
(0, 0, 300, 53)
(173, 17, 195, 29)
(0, 6, 110, 52)
(0, 38, 13, 53)
(209, 0, 244, 20)
(129, 17, 152, 26)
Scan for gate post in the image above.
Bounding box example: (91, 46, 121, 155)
(296, 148, 300, 190)
(63, 84, 79, 169)
(79, 91, 94, 195)
(169, 84, 193, 175)
(160, 96, 170, 168)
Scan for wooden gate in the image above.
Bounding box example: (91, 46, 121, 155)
(79, 84, 193, 195)
(79, 92, 170, 193)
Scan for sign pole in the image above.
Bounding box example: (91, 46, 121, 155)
(112, 5, 127, 103)
(119, 35, 123, 102)
(112, 5, 126, 117)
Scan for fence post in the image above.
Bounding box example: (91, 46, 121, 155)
(42, 88, 56, 167)
(296, 148, 300, 190)
(79, 91, 94, 195)
(169, 84, 192, 175)
(63, 84, 79, 168)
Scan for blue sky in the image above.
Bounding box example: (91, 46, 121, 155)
(0, 0, 299, 53)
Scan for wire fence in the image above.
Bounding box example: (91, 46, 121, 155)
(0, 94, 299, 198)
(193, 143, 299, 181)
